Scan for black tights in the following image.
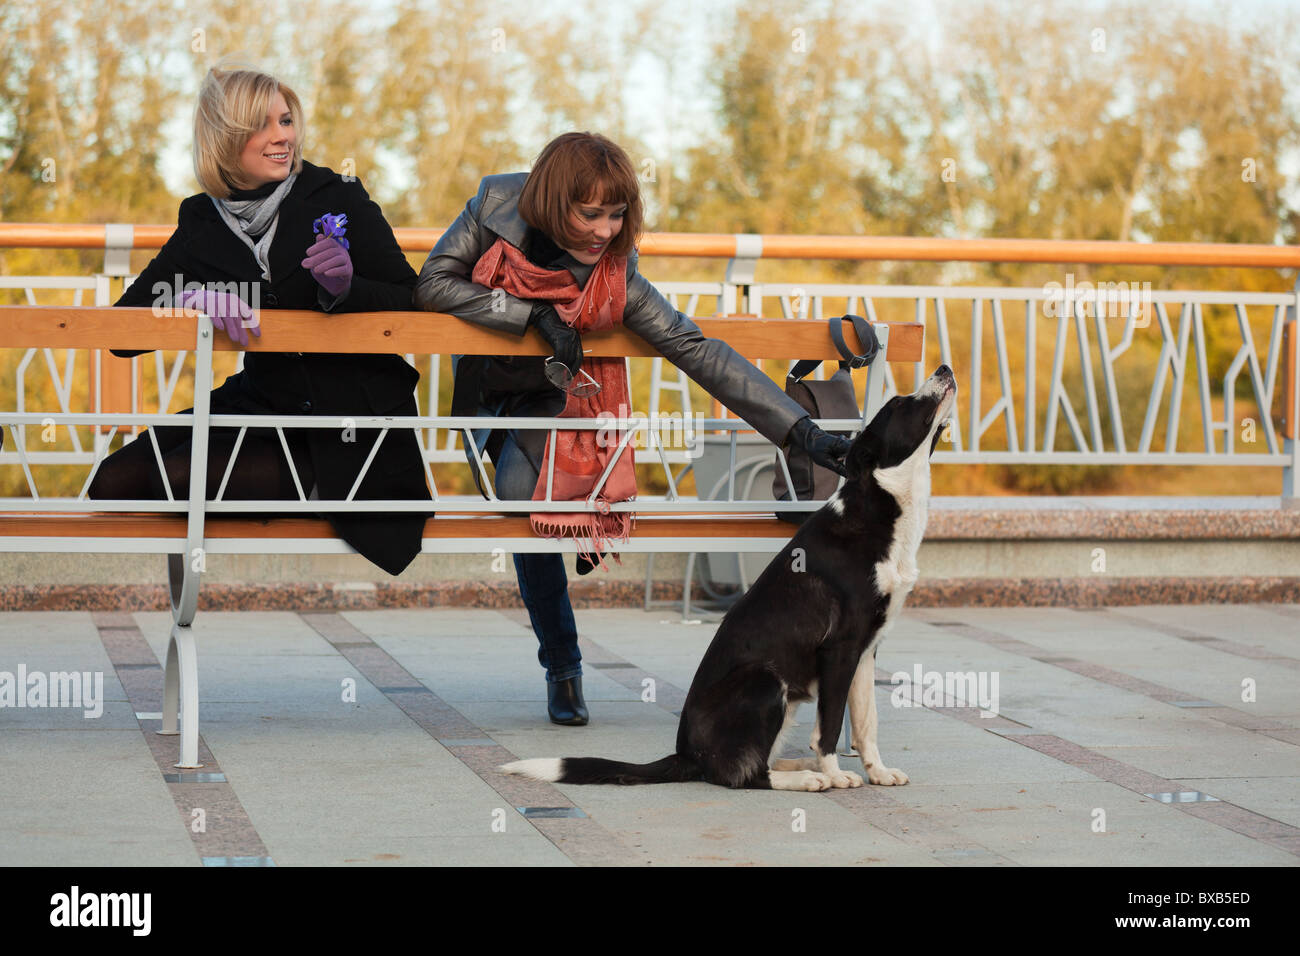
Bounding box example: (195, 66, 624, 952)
(87, 421, 315, 504)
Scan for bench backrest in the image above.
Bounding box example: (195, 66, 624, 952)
(0, 306, 922, 361)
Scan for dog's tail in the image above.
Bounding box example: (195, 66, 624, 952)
(501, 753, 699, 786)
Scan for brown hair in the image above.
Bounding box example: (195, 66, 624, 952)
(518, 132, 643, 258)
(193, 62, 305, 198)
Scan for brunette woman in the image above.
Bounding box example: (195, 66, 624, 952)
(415, 132, 848, 724)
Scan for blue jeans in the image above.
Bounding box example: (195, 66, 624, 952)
(467, 398, 582, 684)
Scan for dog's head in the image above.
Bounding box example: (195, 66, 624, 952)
(845, 365, 957, 482)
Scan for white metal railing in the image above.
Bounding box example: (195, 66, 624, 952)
(3, 248, 1298, 499)
(752, 283, 1298, 473)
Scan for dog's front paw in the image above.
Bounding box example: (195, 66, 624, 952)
(865, 764, 909, 786)
(827, 769, 864, 788)
(769, 769, 835, 791)
(805, 772, 834, 791)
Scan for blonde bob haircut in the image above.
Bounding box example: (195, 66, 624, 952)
(193, 64, 304, 198)
(518, 132, 643, 258)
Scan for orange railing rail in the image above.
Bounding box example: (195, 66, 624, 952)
(3, 222, 1300, 267)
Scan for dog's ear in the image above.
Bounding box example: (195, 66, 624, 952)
(846, 399, 894, 479)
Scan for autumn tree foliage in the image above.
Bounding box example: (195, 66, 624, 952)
(2, 0, 1298, 495)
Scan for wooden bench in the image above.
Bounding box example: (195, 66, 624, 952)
(0, 305, 923, 766)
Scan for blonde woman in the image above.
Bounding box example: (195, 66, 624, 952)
(90, 66, 431, 574)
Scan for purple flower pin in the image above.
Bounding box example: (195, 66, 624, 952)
(312, 213, 349, 250)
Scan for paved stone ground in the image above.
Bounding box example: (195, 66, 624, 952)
(1, 603, 1297, 866)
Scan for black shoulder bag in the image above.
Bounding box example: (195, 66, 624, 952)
(772, 314, 881, 525)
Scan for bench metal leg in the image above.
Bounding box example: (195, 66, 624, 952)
(158, 620, 202, 769)
(155, 316, 212, 768)
(159, 629, 179, 737)
(162, 552, 203, 768)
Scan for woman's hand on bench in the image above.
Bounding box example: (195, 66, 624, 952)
(180, 288, 260, 348)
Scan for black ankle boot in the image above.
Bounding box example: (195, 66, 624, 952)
(575, 552, 605, 576)
(547, 677, 589, 725)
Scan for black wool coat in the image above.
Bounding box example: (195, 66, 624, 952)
(113, 160, 432, 574)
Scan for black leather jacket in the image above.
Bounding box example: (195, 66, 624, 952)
(414, 173, 808, 445)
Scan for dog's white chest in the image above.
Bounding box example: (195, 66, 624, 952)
(872, 448, 931, 628)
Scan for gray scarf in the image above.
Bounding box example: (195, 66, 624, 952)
(211, 171, 298, 280)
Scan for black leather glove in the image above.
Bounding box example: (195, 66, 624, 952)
(786, 415, 851, 478)
(529, 302, 583, 376)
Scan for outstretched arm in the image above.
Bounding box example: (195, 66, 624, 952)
(621, 263, 809, 447)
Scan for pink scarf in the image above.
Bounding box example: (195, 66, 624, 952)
(471, 238, 636, 565)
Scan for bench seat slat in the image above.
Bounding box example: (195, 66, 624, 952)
(0, 513, 798, 540)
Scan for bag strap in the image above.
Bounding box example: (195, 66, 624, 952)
(786, 357, 824, 384)
(786, 315, 881, 384)
(828, 314, 880, 369)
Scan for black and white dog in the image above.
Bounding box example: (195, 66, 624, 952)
(503, 365, 957, 792)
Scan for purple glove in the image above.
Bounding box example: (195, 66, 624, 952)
(179, 288, 259, 348)
(302, 236, 353, 298)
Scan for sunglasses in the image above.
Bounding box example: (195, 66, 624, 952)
(544, 359, 602, 397)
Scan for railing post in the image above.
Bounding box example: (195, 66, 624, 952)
(101, 224, 134, 277)
(1283, 278, 1299, 507)
(724, 234, 762, 315)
